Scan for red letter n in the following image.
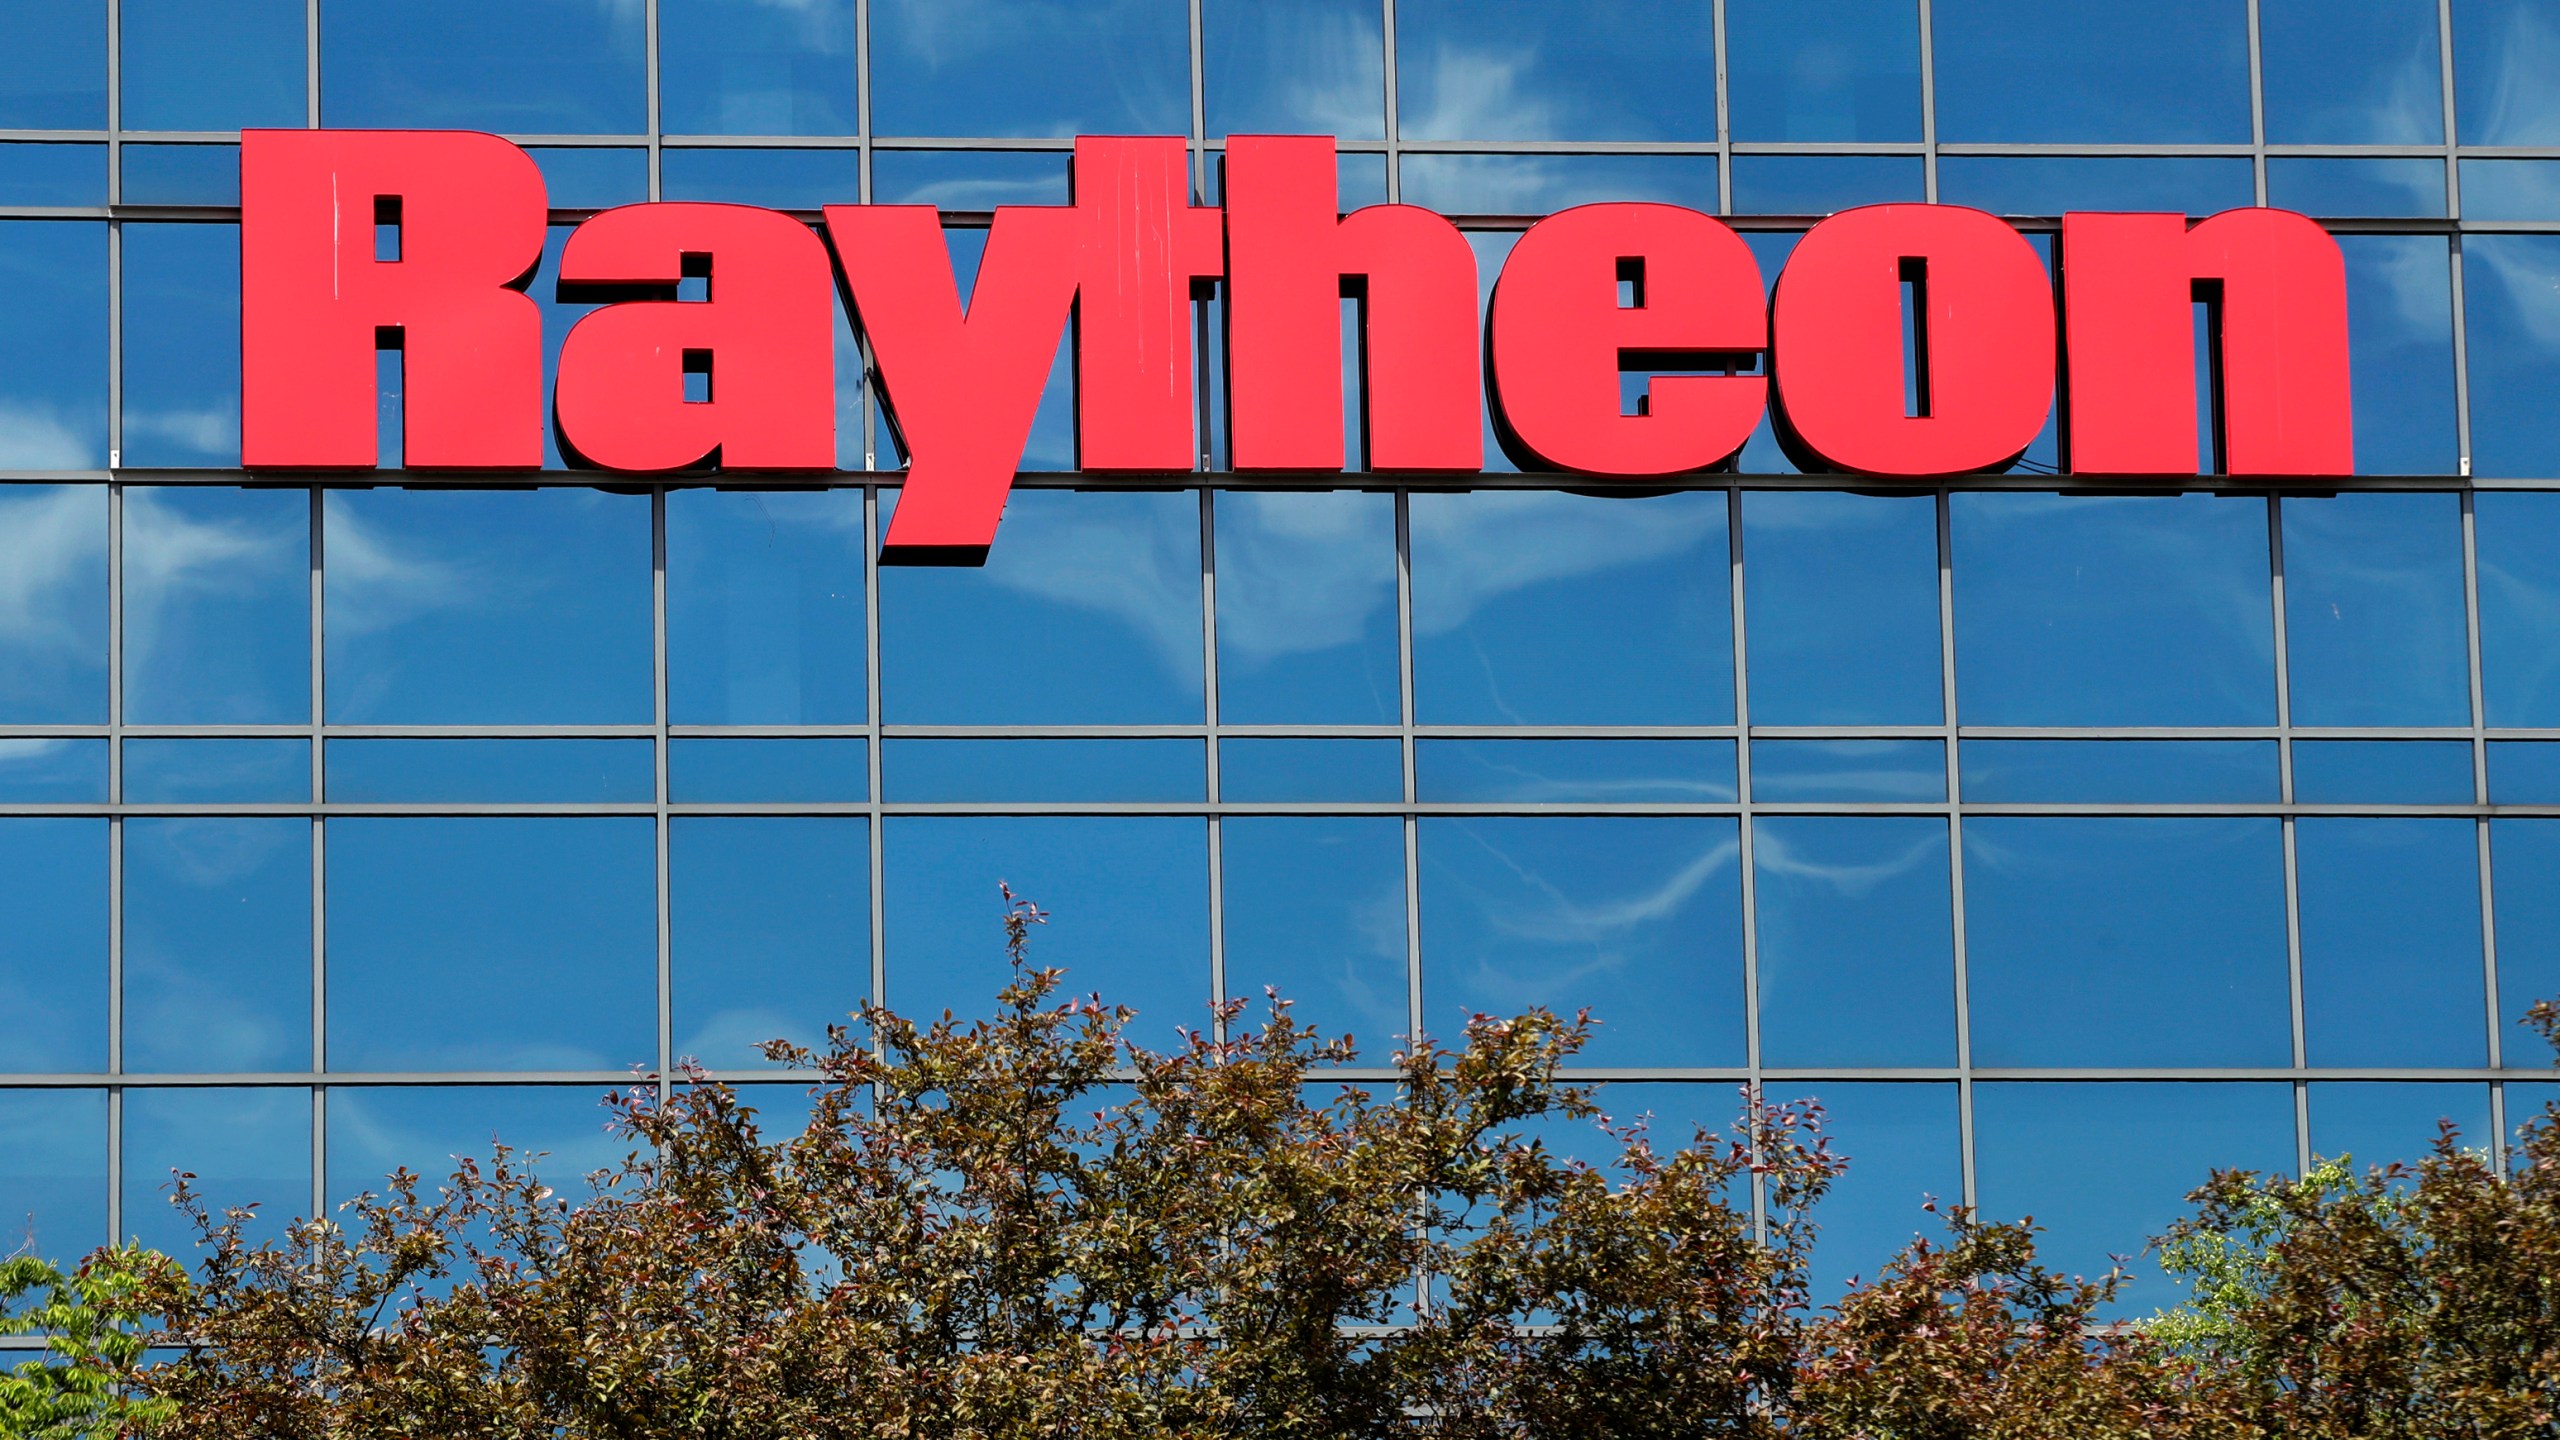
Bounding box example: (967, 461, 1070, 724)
(240, 129, 547, 469)
(1223, 134, 1481, 472)
(2062, 208, 2353, 476)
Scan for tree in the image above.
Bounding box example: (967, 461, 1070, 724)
(0, 1249, 172, 1439)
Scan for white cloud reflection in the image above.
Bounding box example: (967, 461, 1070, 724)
(0, 485, 106, 667)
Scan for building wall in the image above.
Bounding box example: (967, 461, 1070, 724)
(4, 0, 2560, 1313)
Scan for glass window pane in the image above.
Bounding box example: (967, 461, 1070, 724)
(1220, 817, 1409, 1059)
(0, 143, 105, 205)
(2452, 0, 2560, 145)
(324, 488, 653, 725)
(0, 0, 104, 129)
(668, 739, 869, 803)
(2338, 237, 2459, 477)
(1726, 0, 1921, 142)
(1420, 817, 1744, 1066)
(1217, 738, 1404, 803)
(324, 739, 655, 804)
(880, 489, 1204, 724)
(885, 739, 1205, 802)
(2463, 238, 2560, 480)
(120, 0, 303, 131)
(1935, 156, 2257, 215)
(1767, 1081, 1959, 1298)
(123, 818, 310, 1074)
(1754, 817, 1954, 1067)
(0, 1090, 106, 1264)
(2307, 1082, 2493, 1172)
(672, 817, 868, 1070)
(1742, 490, 1940, 725)
(1727, 156, 1925, 215)
(2299, 819, 2486, 1066)
(868, 151, 1072, 207)
(2292, 740, 2475, 804)
(1931, 0, 2250, 142)
(0, 738, 104, 802)
(1953, 493, 2274, 726)
(2262, 0, 2444, 143)
(0, 224, 107, 469)
(1397, 154, 1719, 214)
(2267, 158, 2448, 219)
(2281, 493, 2467, 723)
(1958, 740, 2279, 803)
(1214, 490, 1400, 726)
(667, 488, 867, 725)
(122, 486, 307, 724)
(326, 818, 657, 1072)
(1203, 0, 1385, 139)
(1393, 0, 1715, 141)
(1412, 490, 1732, 725)
(122, 739, 309, 804)
(1415, 739, 1735, 804)
(659, 147, 859, 208)
(2478, 492, 2560, 724)
(2489, 820, 2560, 1042)
(121, 225, 242, 469)
(870, 0, 1189, 137)
(2459, 159, 2560, 221)
(123, 1087, 308, 1255)
(0, 821, 107, 1073)
(2490, 741, 2560, 804)
(1973, 1082, 2293, 1315)
(319, 0, 645, 133)
(120, 144, 241, 206)
(325, 1085, 623, 1203)
(525, 146, 649, 209)
(659, 0, 856, 136)
(1965, 819, 2290, 1066)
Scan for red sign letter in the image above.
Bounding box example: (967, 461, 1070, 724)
(824, 205, 1080, 563)
(1772, 203, 2054, 477)
(2061, 208, 2353, 476)
(1071, 136, 1226, 472)
(553, 202, 835, 472)
(240, 129, 546, 469)
(1490, 203, 1765, 475)
(1223, 134, 1480, 472)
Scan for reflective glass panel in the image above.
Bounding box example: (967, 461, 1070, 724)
(2459, 160, 2560, 221)
(525, 147, 649, 209)
(667, 488, 867, 725)
(2477, 492, 2560, 723)
(326, 819, 657, 1072)
(2490, 742, 2560, 804)
(122, 1087, 308, 1255)
(2338, 237, 2460, 476)
(2307, 1082, 2494, 1173)
(1953, 493, 2274, 725)
(869, 0, 1189, 137)
(123, 818, 310, 1074)
(1973, 1082, 2293, 1314)
(0, 144, 104, 205)
(0, 1090, 107, 1263)
(668, 739, 869, 803)
(325, 740, 654, 804)
(1965, 819, 2289, 1066)
(659, 0, 857, 136)
(2267, 158, 2448, 219)
(672, 817, 868, 1069)
(1397, 154, 1719, 214)
(1934, 157, 2256, 215)
(2261, 0, 2445, 143)
(1772, 1081, 1959, 1298)
(0, 821, 107, 1073)
(1742, 490, 1940, 724)
(122, 739, 308, 804)
(120, 144, 241, 206)
(885, 739, 1206, 802)
(120, 226, 243, 469)
(0, 738, 103, 802)
(1216, 739, 1404, 803)
(1960, 740, 2278, 804)
(868, 151, 1071, 208)
(1220, 817, 1409, 1058)
(120, 0, 303, 131)
(324, 488, 653, 724)
(1749, 740, 1945, 804)
(1416, 740, 1736, 804)
(1393, 0, 1716, 141)
(122, 486, 306, 724)
(1753, 817, 1954, 1067)
(2452, 0, 2560, 144)
(2298, 819, 2486, 1066)
(326, 1085, 623, 1203)
(660, 147, 859, 208)
(882, 817, 1210, 1038)
(2281, 492, 2467, 723)
(1215, 490, 1400, 726)
(1930, 0, 2251, 142)
(1727, 156, 1926, 215)
(319, 0, 645, 133)
(0, 224, 107, 469)
(880, 489, 1204, 724)
(2489, 821, 2560, 1041)
(1412, 490, 1732, 725)
(2293, 740, 2475, 805)
(1726, 0, 1922, 141)
(1202, 0, 1386, 139)
(2463, 239, 2560, 479)
(0, 0, 104, 129)
(1419, 817, 1744, 1066)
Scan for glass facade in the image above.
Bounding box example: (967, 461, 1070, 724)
(2, 0, 2556, 1316)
